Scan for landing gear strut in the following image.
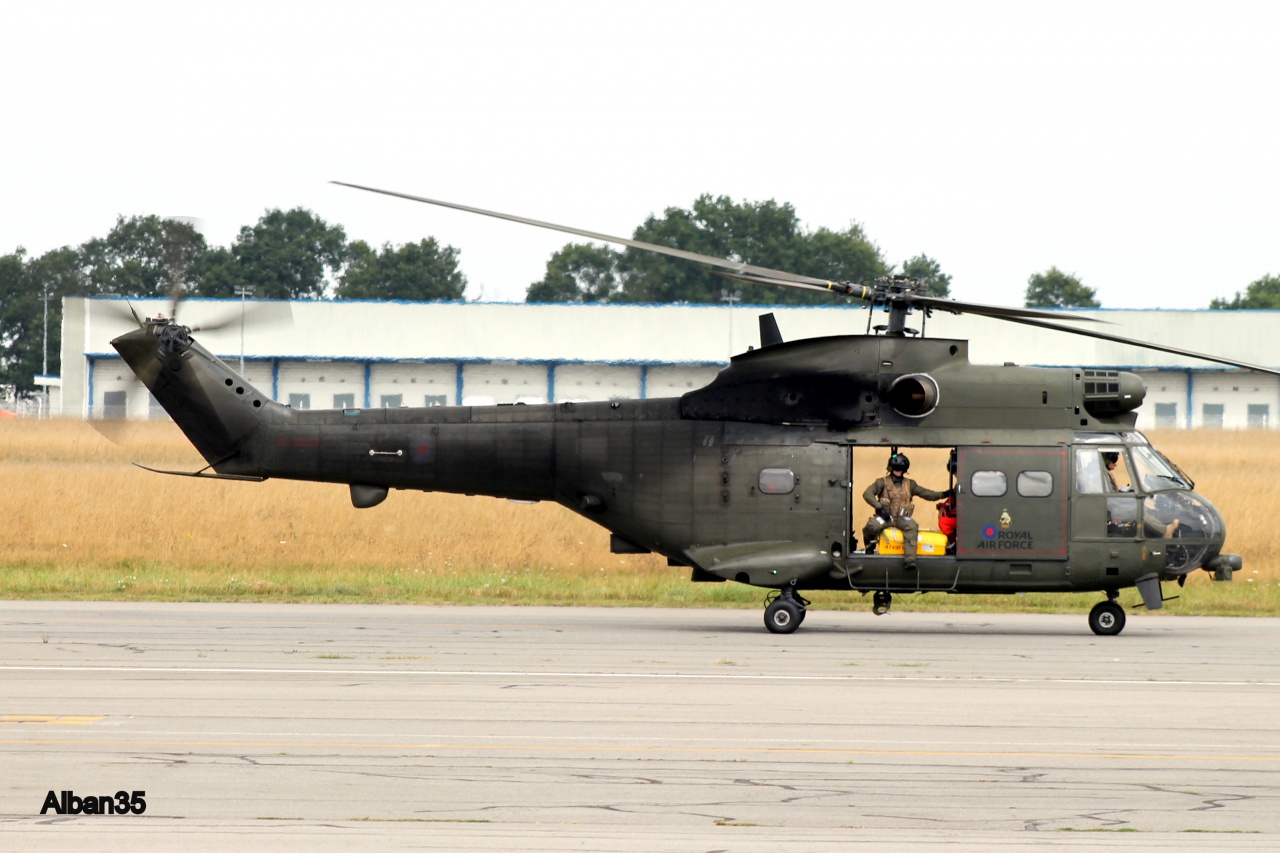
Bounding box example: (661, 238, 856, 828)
(872, 590, 892, 616)
(1088, 594, 1126, 636)
(764, 588, 809, 634)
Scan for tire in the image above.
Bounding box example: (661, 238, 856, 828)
(764, 598, 802, 634)
(1088, 600, 1126, 636)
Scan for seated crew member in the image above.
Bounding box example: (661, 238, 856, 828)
(1103, 451, 1132, 492)
(862, 453, 951, 570)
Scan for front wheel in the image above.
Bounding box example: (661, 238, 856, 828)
(1088, 600, 1126, 636)
(765, 598, 802, 634)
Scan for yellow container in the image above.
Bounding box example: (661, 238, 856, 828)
(877, 528, 949, 556)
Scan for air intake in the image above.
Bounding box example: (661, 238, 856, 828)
(1081, 370, 1146, 415)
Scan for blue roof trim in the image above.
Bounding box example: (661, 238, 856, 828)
(86, 353, 729, 368)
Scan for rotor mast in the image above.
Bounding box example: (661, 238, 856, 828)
(871, 276, 926, 337)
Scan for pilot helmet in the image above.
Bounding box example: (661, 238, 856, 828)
(888, 453, 910, 474)
(1102, 451, 1119, 466)
(946, 452, 957, 475)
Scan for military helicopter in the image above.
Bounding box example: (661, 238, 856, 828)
(110, 183, 1275, 635)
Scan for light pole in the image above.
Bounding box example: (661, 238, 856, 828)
(40, 283, 51, 418)
(233, 285, 255, 374)
(721, 289, 741, 360)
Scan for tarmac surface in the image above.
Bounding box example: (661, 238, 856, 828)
(2, 601, 1279, 851)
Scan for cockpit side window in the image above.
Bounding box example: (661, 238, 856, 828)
(1074, 448, 1105, 494)
(1102, 448, 1133, 493)
(1077, 447, 1134, 493)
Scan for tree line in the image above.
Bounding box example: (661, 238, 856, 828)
(2, 196, 1274, 397)
(0, 209, 466, 395)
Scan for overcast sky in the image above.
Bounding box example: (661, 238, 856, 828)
(4, 0, 1277, 309)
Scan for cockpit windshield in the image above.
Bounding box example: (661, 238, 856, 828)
(1131, 445, 1193, 491)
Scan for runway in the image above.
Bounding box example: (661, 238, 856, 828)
(3, 602, 1280, 851)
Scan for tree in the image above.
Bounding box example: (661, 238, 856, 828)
(191, 245, 247, 297)
(623, 196, 811, 304)
(0, 246, 91, 396)
(335, 238, 467, 301)
(525, 195, 889, 304)
(526, 243, 622, 303)
(900, 254, 951, 297)
(1024, 267, 1100, 308)
(797, 224, 888, 292)
(0, 249, 36, 395)
(195, 208, 347, 300)
(79, 215, 207, 298)
(1209, 274, 1280, 309)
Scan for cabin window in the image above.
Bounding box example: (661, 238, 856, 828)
(758, 468, 796, 495)
(1016, 471, 1053, 497)
(970, 471, 1007, 497)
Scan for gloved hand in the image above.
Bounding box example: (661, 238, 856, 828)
(876, 506, 891, 522)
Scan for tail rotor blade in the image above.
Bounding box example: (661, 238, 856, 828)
(189, 300, 294, 334)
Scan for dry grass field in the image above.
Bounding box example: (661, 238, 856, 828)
(2, 419, 1277, 615)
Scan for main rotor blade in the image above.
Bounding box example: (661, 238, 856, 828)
(715, 270, 865, 297)
(907, 294, 1105, 324)
(332, 181, 834, 288)
(996, 314, 1280, 376)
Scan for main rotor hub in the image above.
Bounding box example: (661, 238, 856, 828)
(867, 275, 927, 336)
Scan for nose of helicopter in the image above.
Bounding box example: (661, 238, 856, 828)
(1150, 489, 1230, 579)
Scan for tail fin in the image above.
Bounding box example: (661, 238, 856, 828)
(111, 319, 273, 474)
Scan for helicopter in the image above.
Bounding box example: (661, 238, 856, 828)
(109, 183, 1275, 635)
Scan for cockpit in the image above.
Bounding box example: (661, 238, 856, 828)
(1073, 431, 1224, 574)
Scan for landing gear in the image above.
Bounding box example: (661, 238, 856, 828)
(872, 590, 892, 616)
(1088, 598, 1126, 636)
(764, 589, 809, 634)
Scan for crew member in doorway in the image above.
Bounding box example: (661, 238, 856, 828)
(862, 453, 951, 570)
(936, 452, 958, 553)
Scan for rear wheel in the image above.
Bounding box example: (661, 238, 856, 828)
(1088, 600, 1126, 636)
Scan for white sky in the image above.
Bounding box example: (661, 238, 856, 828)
(3, 0, 1277, 308)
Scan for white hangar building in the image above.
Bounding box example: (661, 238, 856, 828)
(59, 297, 1280, 430)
